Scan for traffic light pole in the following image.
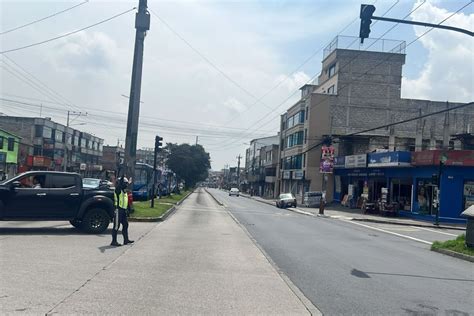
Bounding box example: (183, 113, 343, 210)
(371, 16, 474, 37)
(124, 0, 150, 182)
(151, 135, 162, 208)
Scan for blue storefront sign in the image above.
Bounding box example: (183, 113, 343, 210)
(368, 151, 411, 167)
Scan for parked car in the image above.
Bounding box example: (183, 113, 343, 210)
(276, 193, 297, 208)
(0, 171, 115, 233)
(229, 188, 240, 196)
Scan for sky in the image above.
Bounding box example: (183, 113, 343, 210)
(0, 0, 473, 170)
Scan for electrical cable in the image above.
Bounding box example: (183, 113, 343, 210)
(0, 1, 89, 36)
(0, 7, 136, 54)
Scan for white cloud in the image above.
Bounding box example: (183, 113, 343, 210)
(401, 1, 474, 102)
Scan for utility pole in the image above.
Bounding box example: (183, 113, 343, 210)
(64, 110, 86, 171)
(236, 154, 242, 189)
(124, 0, 150, 180)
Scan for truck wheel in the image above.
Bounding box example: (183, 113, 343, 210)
(69, 220, 82, 229)
(81, 208, 110, 234)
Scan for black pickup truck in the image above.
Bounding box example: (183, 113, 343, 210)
(0, 171, 115, 233)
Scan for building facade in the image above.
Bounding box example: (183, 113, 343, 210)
(0, 116, 104, 176)
(244, 135, 279, 196)
(277, 35, 474, 209)
(0, 129, 21, 179)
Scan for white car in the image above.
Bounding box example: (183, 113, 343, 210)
(229, 188, 240, 196)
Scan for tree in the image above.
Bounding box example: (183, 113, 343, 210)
(165, 143, 210, 189)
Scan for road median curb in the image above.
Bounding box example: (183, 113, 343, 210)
(129, 190, 194, 222)
(431, 247, 474, 262)
(204, 188, 223, 206)
(351, 217, 466, 230)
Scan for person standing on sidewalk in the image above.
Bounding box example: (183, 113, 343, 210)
(111, 176, 134, 247)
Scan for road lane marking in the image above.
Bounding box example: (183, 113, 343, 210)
(412, 226, 459, 237)
(345, 220, 433, 245)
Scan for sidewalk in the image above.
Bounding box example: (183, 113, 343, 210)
(49, 189, 314, 315)
(240, 193, 466, 231)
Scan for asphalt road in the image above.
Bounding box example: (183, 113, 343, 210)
(209, 188, 474, 316)
(0, 189, 310, 315)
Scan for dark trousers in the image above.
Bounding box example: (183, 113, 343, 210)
(112, 208, 130, 242)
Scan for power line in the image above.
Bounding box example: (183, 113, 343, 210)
(214, 0, 404, 150)
(0, 1, 89, 36)
(0, 7, 136, 54)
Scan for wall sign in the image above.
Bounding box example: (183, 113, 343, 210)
(345, 154, 367, 168)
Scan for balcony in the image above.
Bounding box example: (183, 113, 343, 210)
(323, 35, 405, 60)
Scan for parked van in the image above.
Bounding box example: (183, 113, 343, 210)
(303, 191, 323, 207)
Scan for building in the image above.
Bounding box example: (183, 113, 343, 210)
(0, 116, 104, 176)
(276, 35, 474, 220)
(0, 129, 21, 179)
(244, 135, 279, 196)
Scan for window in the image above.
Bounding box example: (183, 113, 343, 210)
(299, 111, 305, 123)
(42, 126, 52, 139)
(55, 130, 63, 143)
(0, 136, 3, 149)
(35, 125, 42, 137)
(328, 64, 336, 77)
(304, 129, 307, 144)
(305, 107, 308, 120)
(48, 174, 76, 189)
(7, 138, 14, 151)
(303, 153, 306, 167)
(328, 85, 335, 94)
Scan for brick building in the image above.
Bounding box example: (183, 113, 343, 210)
(277, 36, 474, 210)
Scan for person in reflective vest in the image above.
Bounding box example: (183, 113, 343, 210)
(111, 176, 134, 247)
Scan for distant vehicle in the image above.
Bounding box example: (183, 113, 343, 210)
(276, 193, 297, 208)
(229, 188, 240, 197)
(0, 171, 115, 233)
(133, 163, 158, 200)
(303, 191, 323, 207)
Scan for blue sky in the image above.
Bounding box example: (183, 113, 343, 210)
(1, 0, 473, 169)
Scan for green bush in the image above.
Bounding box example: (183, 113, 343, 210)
(431, 234, 474, 256)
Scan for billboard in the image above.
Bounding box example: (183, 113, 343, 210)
(368, 151, 411, 167)
(345, 154, 367, 168)
(319, 145, 335, 174)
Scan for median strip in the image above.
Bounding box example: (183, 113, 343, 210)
(128, 190, 192, 222)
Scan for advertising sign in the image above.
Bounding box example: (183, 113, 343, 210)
(345, 154, 367, 168)
(282, 171, 291, 179)
(412, 150, 474, 166)
(368, 151, 411, 167)
(319, 145, 335, 173)
(80, 163, 87, 171)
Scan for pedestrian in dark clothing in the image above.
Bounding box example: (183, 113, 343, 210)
(111, 176, 134, 247)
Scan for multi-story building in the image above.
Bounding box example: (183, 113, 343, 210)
(0, 116, 104, 176)
(276, 36, 474, 220)
(244, 135, 279, 196)
(0, 128, 21, 179)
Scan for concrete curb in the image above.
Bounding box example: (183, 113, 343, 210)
(350, 217, 466, 230)
(129, 190, 194, 222)
(431, 247, 474, 263)
(204, 188, 224, 206)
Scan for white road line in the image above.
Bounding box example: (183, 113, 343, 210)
(413, 226, 459, 237)
(346, 220, 433, 245)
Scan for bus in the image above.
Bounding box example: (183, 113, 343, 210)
(133, 163, 160, 200)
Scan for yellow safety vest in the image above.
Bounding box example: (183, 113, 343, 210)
(114, 191, 128, 209)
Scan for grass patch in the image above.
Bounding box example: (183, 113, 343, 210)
(130, 190, 191, 218)
(431, 234, 474, 257)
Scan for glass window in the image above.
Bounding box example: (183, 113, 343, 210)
(328, 85, 335, 94)
(48, 174, 76, 189)
(55, 130, 63, 143)
(0, 136, 3, 149)
(7, 138, 14, 151)
(35, 125, 43, 137)
(42, 126, 52, 139)
(299, 111, 305, 123)
(328, 64, 336, 77)
(304, 129, 307, 144)
(464, 181, 474, 209)
(305, 107, 308, 120)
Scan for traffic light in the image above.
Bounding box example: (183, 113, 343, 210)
(359, 4, 376, 43)
(155, 135, 163, 151)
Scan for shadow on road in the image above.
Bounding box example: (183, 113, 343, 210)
(0, 226, 112, 236)
(351, 268, 473, 282)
